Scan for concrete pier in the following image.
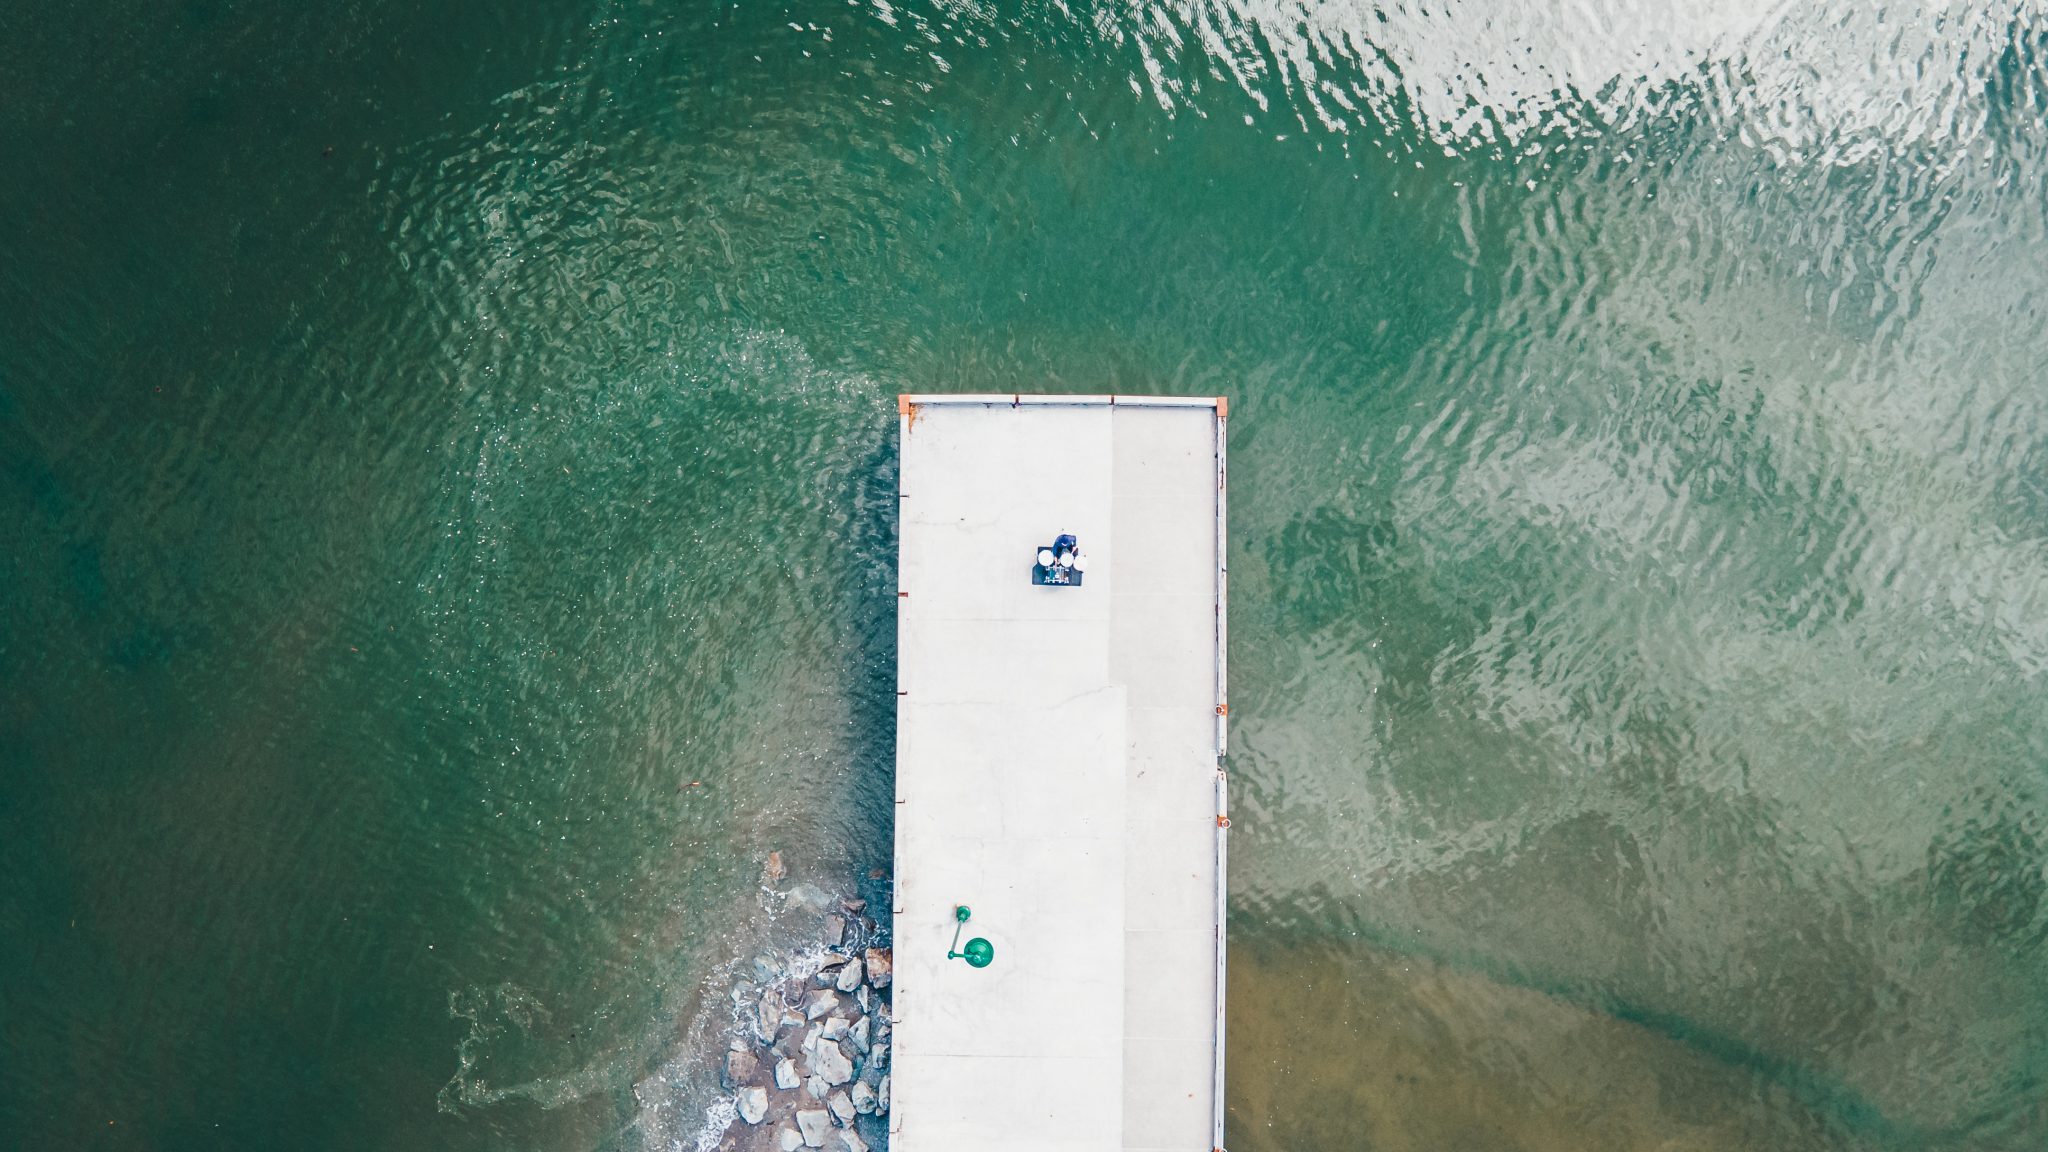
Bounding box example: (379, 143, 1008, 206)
(891, 395, 1228, 1152)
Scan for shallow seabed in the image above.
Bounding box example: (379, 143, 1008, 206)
(3, 1, 2046, 1150)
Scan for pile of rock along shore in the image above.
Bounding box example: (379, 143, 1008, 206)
(715, 900, 893, 1152)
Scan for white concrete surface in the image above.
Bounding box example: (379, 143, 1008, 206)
(892, 396, 1226, 1152)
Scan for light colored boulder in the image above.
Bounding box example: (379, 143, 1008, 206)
(850, 1081, 877, 1115)
(826, 1090, 855, 1125)
(804, 990, 839, 1020)
(777, 1127, 804, 1152)
(774, 1057, 800, 1090)
(805, 1074, 828, 1100)
(795, 1108, 830, 1148)
(836, 1129, 868, 1152)
(737, 1087, 768, 1126)
(846, 1016, 870, 1054)
(862, 948, 891, 989)
(876, 1075, 890, 1114)
(815, 1040, 855, 1086)
(835, 960, 864, 993)
(820, 1015, 848, 1041)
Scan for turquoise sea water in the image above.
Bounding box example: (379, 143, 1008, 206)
(4, 2, 2047, 1149)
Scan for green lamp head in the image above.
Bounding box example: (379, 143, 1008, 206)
(947, 904, 995, 968)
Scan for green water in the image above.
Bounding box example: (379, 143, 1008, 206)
(4, 2, 2047, 1149)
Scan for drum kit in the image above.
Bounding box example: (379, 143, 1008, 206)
(1031, 531, 1088, 587)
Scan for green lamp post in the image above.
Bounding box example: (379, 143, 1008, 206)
(946, 905, 995, 968)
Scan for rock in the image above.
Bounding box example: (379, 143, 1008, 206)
(826, 1090, 855, 1125)
(725, 1048, 760, 1088)
(789, 883, 834, 912)
(804, 990, 839, 1020)
(737, 1087, 769, 1126)
(835, 960, 864, 993)
(877, 1075, 890, 1114)
(850, 1080, 877, 1114)
(836, 1130, 868, 1152)
(865, 1042, 887, 1075)
(863, 949, 891, 989)
(847, 1016, 870, 1054)
(823, 914, 846, 947)
(763, 851, 786, 885)
(820, 1014, 848, 1040)
(842, 897, 867, 914)
(805, 1073, 828, 1099)
(777, 1127, 804, 1152)
(815, 1039, 855, 1086)
(856, 985, 870, 1013)
(795, 1108, 830, 1148)
(754, 993, 780, 1044)
(774, 1057, 800, 1090)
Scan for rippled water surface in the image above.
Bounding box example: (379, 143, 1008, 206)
(4, 1, 2047, 1149)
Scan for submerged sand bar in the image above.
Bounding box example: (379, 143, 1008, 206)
(891, 395, 1228, 1152)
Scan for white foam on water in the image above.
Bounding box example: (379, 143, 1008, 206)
(624, 874, 872, 1152)
(686, 1095, 741, 1152)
